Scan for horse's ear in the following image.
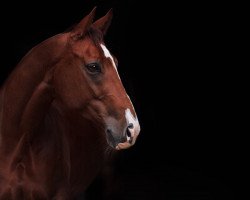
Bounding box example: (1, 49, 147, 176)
(71, 7, 96, 40)
(92, 9, 113, 35)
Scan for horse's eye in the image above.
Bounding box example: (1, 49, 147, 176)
(85, 63, 101, 74)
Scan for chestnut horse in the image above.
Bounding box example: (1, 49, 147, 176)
(0, 8, 140, 199)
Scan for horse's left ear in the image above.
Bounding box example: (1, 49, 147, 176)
(92, 9, 113, 35)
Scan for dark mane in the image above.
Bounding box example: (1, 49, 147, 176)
(64, 23, 103, 45)
(87, 27, 104, 45)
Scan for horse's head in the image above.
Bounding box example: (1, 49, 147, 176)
(52, 8, 140, 150)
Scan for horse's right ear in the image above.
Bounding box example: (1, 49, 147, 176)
(92, 9, 113, 35)
(70, 7, 96, 40)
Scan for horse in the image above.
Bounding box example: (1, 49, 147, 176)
(0, 8, 140, 199)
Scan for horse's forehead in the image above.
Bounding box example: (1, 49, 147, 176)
(73, 38, 101, 59)
(85, 42, 101, 57)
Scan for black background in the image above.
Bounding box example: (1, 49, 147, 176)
(0, 0, 243, 199)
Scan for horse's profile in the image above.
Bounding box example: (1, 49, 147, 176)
(0, 8, 140, 199)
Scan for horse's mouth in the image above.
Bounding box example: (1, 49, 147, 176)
(115, 141, 133, 150)
(115, 134, 139, 150)
(106, 132, 137, 150)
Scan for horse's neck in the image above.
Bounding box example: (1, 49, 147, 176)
(1, 97, 106, 192)
(65, 116, 108, 193)
(0, 34, 67, 151)
(0, 82, 109, 195)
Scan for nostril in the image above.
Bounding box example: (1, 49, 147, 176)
(126, 128, 131, 137)
(107, 128, 112, 134)
(126, 123, 134, 138)
(128, 123, 134, 129)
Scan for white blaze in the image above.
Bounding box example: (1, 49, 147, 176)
(125, 108, 140, 138)
(126, 94, 136, 113)
(100, 44, 119, 78)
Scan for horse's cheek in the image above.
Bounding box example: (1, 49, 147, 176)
(55, 84, 86, 110)
(52, 67, 84, 109)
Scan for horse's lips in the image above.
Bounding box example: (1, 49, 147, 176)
(115, 131, 140, 150)
(115, 141, 133, 150)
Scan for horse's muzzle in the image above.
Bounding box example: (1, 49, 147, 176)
(105, 108, 140, 150)
(106, 121, 140, 150)
(115, 123, 139, 150)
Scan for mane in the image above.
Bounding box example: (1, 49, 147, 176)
(64, 25, 103, 45)
(87, 27, 104, 45)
